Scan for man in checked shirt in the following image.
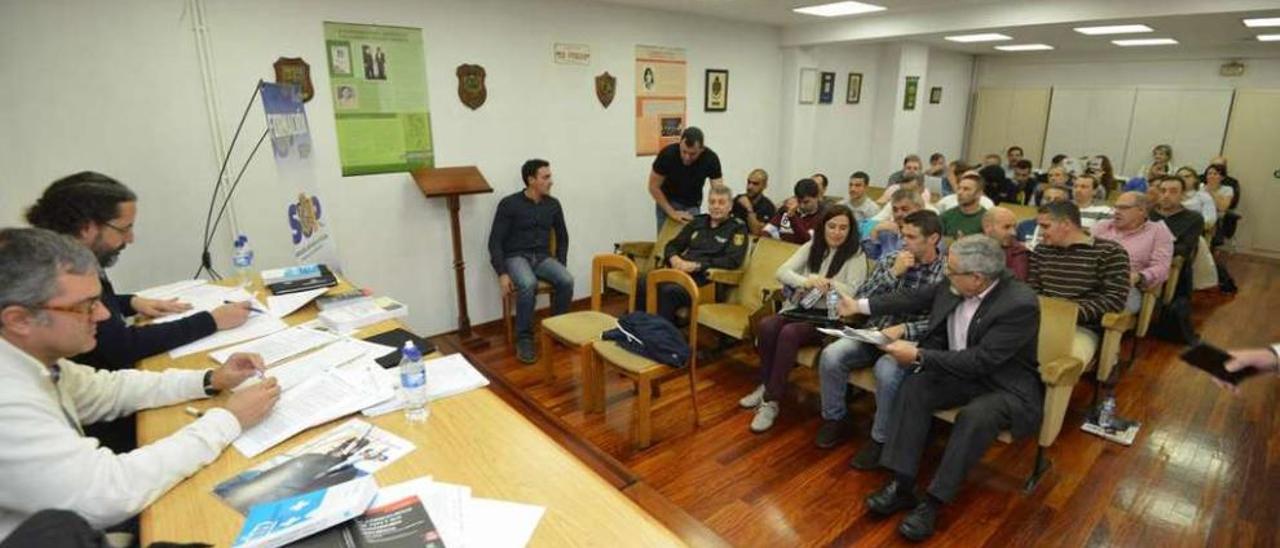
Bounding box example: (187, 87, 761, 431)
(814, 210, 947, 470)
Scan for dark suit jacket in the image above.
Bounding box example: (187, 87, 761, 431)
(869, 271, 1043, 438)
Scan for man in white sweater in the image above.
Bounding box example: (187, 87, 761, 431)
(0, 227, 280, 541)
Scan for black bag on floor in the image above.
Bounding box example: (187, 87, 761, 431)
(1148, 295, 1198, 345)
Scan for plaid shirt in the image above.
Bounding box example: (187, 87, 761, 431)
(854, 250, 947, 340)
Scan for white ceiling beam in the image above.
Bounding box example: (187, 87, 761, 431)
(781, 0, 1279, 47)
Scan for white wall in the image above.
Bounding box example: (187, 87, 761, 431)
(918, 49, 974, 164)
(0, 0, 783, 337)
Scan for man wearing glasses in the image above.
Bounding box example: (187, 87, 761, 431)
(25, 172, 252, 453)
(0, 228, 279, 542)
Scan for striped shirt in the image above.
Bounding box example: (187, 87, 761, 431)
(1028, 237, 1130, 325)
(855, 250, 947, 340)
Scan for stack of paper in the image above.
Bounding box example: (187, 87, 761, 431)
(149, 285, 257, 325)
(232, 476, 378, 548)
(233, 360, 394, 458)
(168, 312, 289, 358)
(264, 287, 328, 318)
(362, 353, 490, 417)
(232, 339, 370, 393)
(366, 477, 543, 548)
(209, 326, 339, 366)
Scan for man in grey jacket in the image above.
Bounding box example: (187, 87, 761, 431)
(0, 228, 279, 541)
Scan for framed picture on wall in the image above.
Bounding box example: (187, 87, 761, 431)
(799, 68, 818, 104)
(930, 86, 942, 104)
(705, 69, 728, 112)
(846, 73, 862, 104)
(818, 71, 835, 104)
(904, 76, 919, 110)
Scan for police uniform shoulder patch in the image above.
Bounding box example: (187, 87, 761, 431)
(733, 233, 745, 246)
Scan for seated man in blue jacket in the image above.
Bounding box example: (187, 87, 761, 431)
(839, 235, 1042, 541)
(634, 183, 747, 325)
(25, 172, 253, 452)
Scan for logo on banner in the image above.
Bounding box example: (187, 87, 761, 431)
(288, 193, 323, 243)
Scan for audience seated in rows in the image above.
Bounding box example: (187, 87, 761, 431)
(868, 174, 935, 226)
(1176, 166, 1218, 226)
(862, 189, 930, 261)
(1091, 192, 1173, 313)
(764, 178, 824, 244)
(816, 211, 947, 468)
(1149, 176, 1205, 298)
(811, 173, 841, 208)
(1027, 201, 1130, 369)
(1009, 160, 1037, 204)
(1018, 185, 1069, 247)
(1071, 174, 1114, 231)
(842, 171, 881, 223)
(883, 154, 923, 195)
(1086, 154, 1117, 200)
(1122, 160, 1168, 194)
(730, 168, 776, 237)
(742, 206, 868, 432)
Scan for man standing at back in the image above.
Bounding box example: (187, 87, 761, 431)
(488, 159, 574, 364)
(648, 127, 723, 232)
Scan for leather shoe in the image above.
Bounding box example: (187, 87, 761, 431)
(898, 501, 938, 541)
(865, 480, 918, 516)
(849, 440, 883, 470)
(814, 417, 851, 449)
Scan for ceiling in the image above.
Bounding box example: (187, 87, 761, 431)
(587, 0, 1280, 56)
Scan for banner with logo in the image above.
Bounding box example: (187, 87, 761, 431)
(260, 82, 342, 270)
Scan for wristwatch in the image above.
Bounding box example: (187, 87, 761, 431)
(202, 370, 219, 396)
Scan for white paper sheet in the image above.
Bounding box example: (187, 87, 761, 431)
(135, 279, 207, 299)
(361, 353, 490, 417)
(464, 497, 544, 548)
(817, 326, 893, 346)
(209, 325, 339, 365)
(233, 360, 393, 458)
(167, 312, 288, 358)
(265, 287, 328, 318)
(369, 477, 469, 548)
(232, 339, 370, 392)
(149, 285, 256, 324)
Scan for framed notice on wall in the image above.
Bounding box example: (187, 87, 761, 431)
(904, 76, 920, 111)
(635, 45, 687, 156)
(324, 22, 434, 176)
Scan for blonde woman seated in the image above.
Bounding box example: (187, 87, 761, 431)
(740, 205, 868, 432)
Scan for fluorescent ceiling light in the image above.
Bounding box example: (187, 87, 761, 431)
(995, 44, 1055, 51)
(792, 1, 886, 17)
(1259, 34, 1280, 41)
(1243, 17, 1280, 28)
(944, 33, 1012, 43)
(1112, 38, 1178, 46)
(1073, 24, 1153, 35)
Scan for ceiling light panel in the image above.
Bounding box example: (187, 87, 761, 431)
(995, 44, 1055, 51)
(944, 33, 1012, 43)
(1112, 38, 1179, 46)
(1074, 24, 1154, 35)
(1243, 18, 1280, 28)
(793, 1, 886, 17)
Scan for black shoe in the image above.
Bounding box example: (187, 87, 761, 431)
(516, 336, 537, 364)
(866, 480, 918, 516)
(898, 501, 939, 541)
(849, 440, 884, 470)
(814, 417, 851, 449)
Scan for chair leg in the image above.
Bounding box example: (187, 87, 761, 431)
(634, 377, 653, 449)
(587, 352, 606, 414)
(538, 330, 555, 383)
(1023, 446, 1051, 493)
(687, 367, 701, 427)
(578, 345, 595, 411)
(502, 294, 514, 345)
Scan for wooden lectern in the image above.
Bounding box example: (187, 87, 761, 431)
(411, 166, 494, 339)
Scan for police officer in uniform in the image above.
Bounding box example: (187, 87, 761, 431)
(635, 183, 748, 323)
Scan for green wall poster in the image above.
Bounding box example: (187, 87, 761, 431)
(324, 22, 433, 176)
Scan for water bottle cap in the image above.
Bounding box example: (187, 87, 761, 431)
(402, 341, 422, 361)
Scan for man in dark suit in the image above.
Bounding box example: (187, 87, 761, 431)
(839, 234, 1042, 541)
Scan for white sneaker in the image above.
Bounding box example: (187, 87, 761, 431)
(750, 401, 780, 433)
(738, 385, 766, 408)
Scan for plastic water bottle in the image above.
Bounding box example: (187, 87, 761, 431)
(826, 289, 840, 321)
(399, 341, 429, 423)
(231, 234, 255, 289)
(1098, 395, 1116, 430)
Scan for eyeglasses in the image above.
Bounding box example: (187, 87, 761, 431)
(101, 221, 134, 236)
(38, 297, 104, 318)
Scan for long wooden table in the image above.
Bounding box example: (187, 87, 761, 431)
(136, 288, 684, 546)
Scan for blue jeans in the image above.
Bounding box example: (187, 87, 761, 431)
(655, 201, 700, 233)
(818, 338, 908, 443)
(505, 255, 574, 339)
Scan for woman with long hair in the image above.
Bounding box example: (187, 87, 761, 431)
(1089, 154, 1117, 198)
(741, 205, 867, 433)
(1203, 164, 1238, 293)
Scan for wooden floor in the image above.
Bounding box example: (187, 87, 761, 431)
(442, 255, 1279, 547)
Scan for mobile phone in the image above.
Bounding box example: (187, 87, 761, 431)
(1179, 342, 1261, 385)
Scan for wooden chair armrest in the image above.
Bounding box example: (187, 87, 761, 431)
(1040, 357, 1085, 386)
(705, 268, 744, 286)
(614, 241, 655, 259)
(1101, 311, 1135, 332)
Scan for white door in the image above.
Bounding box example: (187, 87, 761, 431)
(1222, 89, 1280, 257)
(965, 87, 1050, 166)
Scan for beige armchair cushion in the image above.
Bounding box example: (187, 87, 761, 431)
(542, 311, 617, 346)
(698, 303, 751, 340)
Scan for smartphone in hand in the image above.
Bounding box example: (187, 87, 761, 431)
(1180, 342, 1261, 386)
